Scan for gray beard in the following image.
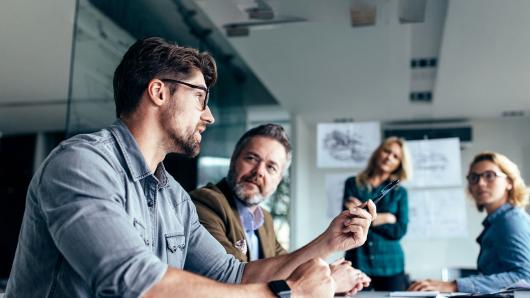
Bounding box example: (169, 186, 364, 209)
(232, 182, 268, 207)
(226, 170, 274, 207)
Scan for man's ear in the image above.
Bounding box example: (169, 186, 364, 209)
(146, 79, 165, 107)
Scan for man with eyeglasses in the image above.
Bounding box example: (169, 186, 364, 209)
(6, 37, 376, 298)
(191, 123, 371, 295)
(160, 78, 210, 110)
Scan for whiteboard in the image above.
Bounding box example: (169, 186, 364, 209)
(405, 138, 462, 188)
(317, 122, 381, 168)
(405, 188, 468, 239)
(325, 172, 357, 218)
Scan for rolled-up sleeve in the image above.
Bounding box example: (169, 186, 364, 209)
(39, 145, 167, 296)
(183, 199, 246, 284)
(456, 269, 527, 294)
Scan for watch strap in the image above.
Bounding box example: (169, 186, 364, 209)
(267, 280, 291, 298)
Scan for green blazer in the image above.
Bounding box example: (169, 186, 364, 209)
(190, 178, 287, 262)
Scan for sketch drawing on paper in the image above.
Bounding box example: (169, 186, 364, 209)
(405, 188, 468, 239)
(323, 130, 370, 162)
(317, 122, 381, 168)
(406, 138, 462, 187)
(415, 152, 448, 172)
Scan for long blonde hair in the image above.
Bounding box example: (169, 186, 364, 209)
(468, 151, 529, 208)
(357, 137, 412, 187)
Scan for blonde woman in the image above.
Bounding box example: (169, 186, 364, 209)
(343, 137, 412, 290)
(409, 151, 530, 293)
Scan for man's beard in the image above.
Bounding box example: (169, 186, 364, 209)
(161, 104, 201, 157)
(169, 129, 200, 157)
(227, 168, 275, 207)
(233, 183, 267, 207)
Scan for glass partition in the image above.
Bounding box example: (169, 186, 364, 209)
(67, 0, 291, 248)
(66, 0, 134, 134)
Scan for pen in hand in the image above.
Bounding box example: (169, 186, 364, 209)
(371, 179, 400, 205)
(345, 179, 400, 210)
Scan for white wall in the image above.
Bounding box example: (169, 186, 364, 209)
(290, 116, 530, 279)
(0, 0, 75, 134)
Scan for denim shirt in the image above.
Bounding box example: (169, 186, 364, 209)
(235, 199, 264, 261)
(6, 120, 245, 297)
(457, 204, 530, 293)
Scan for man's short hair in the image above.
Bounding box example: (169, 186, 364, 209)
(230, 123, 292, 174)
(113, 37, 217, 117)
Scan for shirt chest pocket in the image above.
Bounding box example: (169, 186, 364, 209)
(165, 233, 186, 268)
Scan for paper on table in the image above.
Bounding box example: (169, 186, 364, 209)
(515, 291, 530, 298)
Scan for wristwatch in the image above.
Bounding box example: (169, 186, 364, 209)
(267, 280, 291, 298)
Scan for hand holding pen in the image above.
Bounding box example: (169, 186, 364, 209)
(345, 179, 400, 226)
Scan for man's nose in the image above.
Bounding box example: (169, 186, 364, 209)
(252, 162, 266, 178)
(202, 106, 215, 124)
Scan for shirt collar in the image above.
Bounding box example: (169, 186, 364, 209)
(482, 203, 513, 228)
(109, 119, 168, 187)
(234, 197, 265, 232)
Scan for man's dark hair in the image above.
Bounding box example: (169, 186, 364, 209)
(230, 123, 292, 174)
(113, 37, 217, 117)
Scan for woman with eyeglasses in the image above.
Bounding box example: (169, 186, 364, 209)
(409, 151, 530, 293)
(343, 137, 412, 291)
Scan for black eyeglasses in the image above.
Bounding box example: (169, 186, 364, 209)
(160, 78, 209, 111)
(466, 170, 507, 185)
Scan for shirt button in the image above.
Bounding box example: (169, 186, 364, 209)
(145, 239, 150, 246)
(370, 256, 374, 260)
(368, 242, 373, 246)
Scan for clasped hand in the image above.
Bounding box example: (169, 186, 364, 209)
(330, 258, 371, 295)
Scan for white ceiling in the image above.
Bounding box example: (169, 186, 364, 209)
(435, 0, 530, 119)
(1, 0, 529, 135)
(195, 0, 530, 124)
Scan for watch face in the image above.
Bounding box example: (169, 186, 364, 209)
(268, 280, 291, 298)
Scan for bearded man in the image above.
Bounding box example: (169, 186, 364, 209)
(191, 124, 371, 294)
